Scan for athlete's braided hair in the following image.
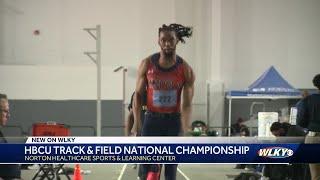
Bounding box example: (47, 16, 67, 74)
(158, 23, 192, 43)
(0, 93, 7, 100)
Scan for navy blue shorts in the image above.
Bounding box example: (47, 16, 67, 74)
(141, 111, 181, 136)
(140, 111, 181, 180)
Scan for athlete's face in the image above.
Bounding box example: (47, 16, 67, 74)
(158, 31, 178, 57)
(0, 99, 9, 126)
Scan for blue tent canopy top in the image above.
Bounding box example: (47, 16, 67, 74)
(227, 66, 301, 98)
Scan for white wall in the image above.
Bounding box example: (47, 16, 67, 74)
(0, 0, 141, 65)
(0, 65, 122, 99)
(0, 0, 202, 96)
(220, 0, 320, 90)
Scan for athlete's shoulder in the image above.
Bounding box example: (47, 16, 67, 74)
(178, 57, 195, 84)
(139, 56, 151, 68)
(176, 55, 189, 66)
(141, 53, 157, 66)
(177, 56, 192, 72)
(138, 54, 155, 75)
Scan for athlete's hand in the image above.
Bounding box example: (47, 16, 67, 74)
(130, 125, 141, 136)
(130, 124, 138, 136)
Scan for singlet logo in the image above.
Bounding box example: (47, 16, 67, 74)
(148, 79, 183, 90)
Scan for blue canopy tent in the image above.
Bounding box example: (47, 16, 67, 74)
(226, 66, 301, 136)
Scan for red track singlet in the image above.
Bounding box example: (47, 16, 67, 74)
(146, 53, 186, 113)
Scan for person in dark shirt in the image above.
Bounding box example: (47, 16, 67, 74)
(239, 126, 250, 137)
(296, 90, 309, 119)
(270, 122, 306, 137)
(264, 122, 310, 180)
(231, 117, 245, 136)
(297, 74, 320, 180)
(0, 93, 22, 180)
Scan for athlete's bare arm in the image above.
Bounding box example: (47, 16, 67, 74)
(132, 58, 149, 134)
(181, 61, 195, 135)
(125, 109, 134, 136)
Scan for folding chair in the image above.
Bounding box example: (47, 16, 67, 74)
(31, 122, 71, 180)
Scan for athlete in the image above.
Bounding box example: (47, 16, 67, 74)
(133, 24, 195, 180)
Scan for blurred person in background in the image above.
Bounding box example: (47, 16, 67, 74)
(231, 117, 245, 136)
(0, 93, 22, 180)
(298, 74, 320, 180)
(263, 122, 310, 180)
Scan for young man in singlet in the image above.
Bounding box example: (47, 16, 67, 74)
(133, 24, 195, 180)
